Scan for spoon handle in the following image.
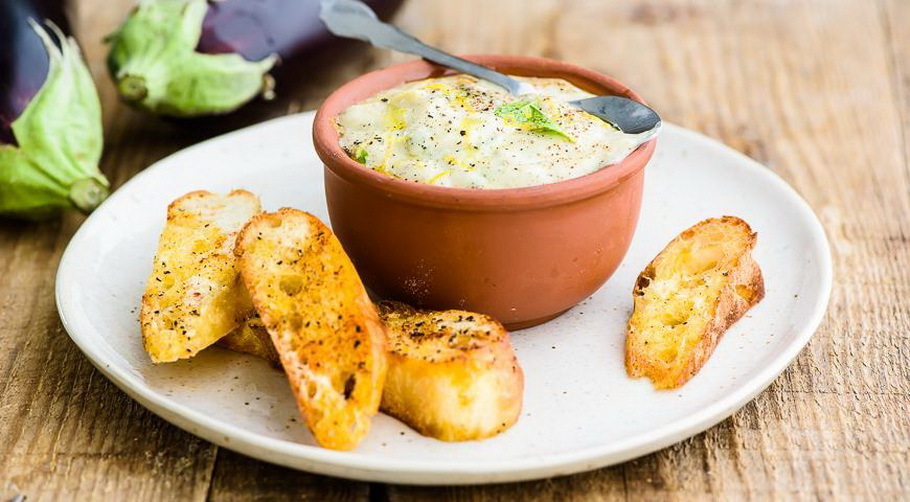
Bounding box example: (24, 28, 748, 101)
(320, 0, 530, 95)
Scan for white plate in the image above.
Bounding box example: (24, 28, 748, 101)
(56, 112, 831, 485)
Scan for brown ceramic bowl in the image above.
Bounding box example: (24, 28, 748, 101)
(313, 55, 656, 329)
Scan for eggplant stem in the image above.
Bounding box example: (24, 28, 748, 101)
(69, 179, 110, 214)
(118, 75, 149, 102)
(262, 74, 276, 101)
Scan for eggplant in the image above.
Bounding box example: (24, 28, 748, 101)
(1, 0, 69, 145)
(0, 0, 109, 219)
(106, 0, 402, 117)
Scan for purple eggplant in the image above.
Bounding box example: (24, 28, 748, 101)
(0, 0, 109, 219)
(0, 0, 69, 145)
(106, 0, 402, 117)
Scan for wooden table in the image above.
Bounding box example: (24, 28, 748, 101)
(2, 0, 908, 499)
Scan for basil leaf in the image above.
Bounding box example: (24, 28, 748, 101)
(495, 101, 574, 141)
(353, 145, 368, 164)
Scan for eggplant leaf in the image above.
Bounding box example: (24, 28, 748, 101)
(106, 0, 278, 116)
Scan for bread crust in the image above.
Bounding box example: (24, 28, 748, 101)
(234, 208, 386, 451)
(140, 190, 260, 363)
(378, 301, 524, 441)
(625, 216, 765, 389)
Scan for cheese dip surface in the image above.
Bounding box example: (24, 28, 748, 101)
(335, 75, 647, 189)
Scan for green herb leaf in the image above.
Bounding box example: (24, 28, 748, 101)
(353, 145, 368, 164)
(494, 101, 574, 142)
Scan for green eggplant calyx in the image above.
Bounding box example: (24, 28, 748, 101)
(105, 0, 279, 117)
(69, 178, 111, 214)
(0, 21, 109, 220)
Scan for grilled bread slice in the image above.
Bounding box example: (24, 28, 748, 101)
(234, 208, 387, 451)
(378, 301, 524, 441)
(140, 190, 260, 363)
(625, 216, 764, 389)
(217, 314, 280, 367)
(215, 300, 524, 441)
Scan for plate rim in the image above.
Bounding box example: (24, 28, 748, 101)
(55, 113, 833, 485)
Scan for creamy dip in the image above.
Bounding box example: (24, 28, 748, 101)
(335, 75, 647, 189)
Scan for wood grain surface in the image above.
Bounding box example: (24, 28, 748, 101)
(1, 0, 908, 500)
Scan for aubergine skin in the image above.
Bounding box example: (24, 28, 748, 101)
(197, 0, 402, 61)
(106, 0, 402, 118)
(0, 0, 70, 145)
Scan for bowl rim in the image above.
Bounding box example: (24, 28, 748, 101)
(313, 54, 657, 211)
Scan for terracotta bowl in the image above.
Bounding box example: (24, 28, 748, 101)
(313, 55, 657, 329)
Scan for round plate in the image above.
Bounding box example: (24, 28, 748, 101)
(56, 112, 831, 485)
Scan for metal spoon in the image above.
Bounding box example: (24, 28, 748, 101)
(320, 0, 661, 138)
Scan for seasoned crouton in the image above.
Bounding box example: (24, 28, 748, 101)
(378, 301, 524, 441)
(625, 216, 764, 389)
(140, 190, 260, 363)
(234, 208, 386, 451)
(217, 314, 280, 367)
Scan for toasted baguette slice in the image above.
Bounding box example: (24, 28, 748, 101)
(234, 208, 387, 451)
(140, 190, 260, 363)
(625, 216, 764, 389)
(215, 300, 524, 441)
(217, 314, 280, 367)
(377, 301, 524, 441)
